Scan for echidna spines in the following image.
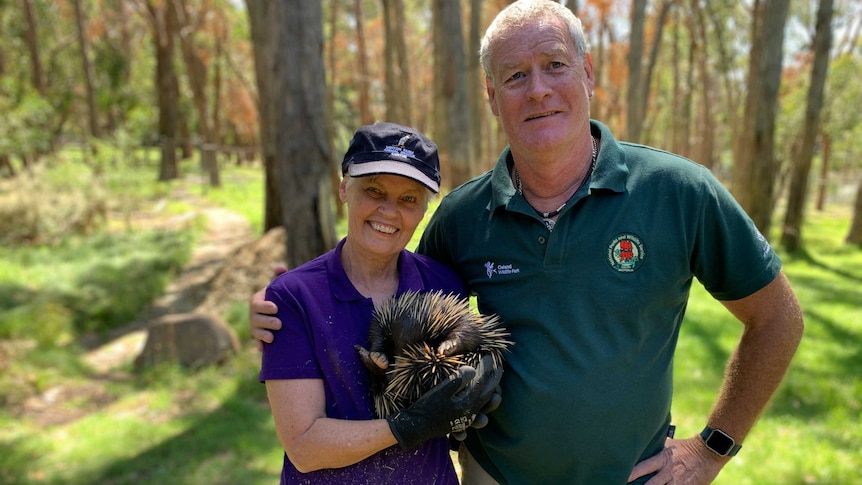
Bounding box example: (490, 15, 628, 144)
(358, 289, 513, 419)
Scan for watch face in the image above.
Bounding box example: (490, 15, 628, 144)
(707, 430, 735, 455)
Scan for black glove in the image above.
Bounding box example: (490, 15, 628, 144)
(387, 354, 503, 450)
(450, 384, 502, 441)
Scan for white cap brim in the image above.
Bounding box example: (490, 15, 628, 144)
(347, 160, 440, 193)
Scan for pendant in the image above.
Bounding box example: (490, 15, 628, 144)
(542, 218, 556, 231)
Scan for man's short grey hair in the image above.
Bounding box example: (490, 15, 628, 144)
(479, 0, 588, 82)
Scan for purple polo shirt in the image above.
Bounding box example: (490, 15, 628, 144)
(260, 238, 465, 485)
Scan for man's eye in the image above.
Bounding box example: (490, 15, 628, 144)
(402, 195, 417, 203)
(509, 71, 525, 81)
(549, 61, 564, 69)
(366, 187, 384, 198)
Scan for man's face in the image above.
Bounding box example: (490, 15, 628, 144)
(485, 17, 594, 157)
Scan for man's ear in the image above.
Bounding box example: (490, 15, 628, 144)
(486, 77, 499, 117)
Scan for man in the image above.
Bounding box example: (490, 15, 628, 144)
(251, 2, 803, 484)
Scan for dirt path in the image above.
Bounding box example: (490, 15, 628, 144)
(20, 205, 254, 425)
(84, 206, 253, 372)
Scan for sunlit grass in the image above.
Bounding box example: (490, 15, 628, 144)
(0, 230, 194, 340)
(200, 164, 265, 234)
(673, 208, 862, 484)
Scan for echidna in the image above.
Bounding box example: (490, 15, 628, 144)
(355, 290, 512, 419)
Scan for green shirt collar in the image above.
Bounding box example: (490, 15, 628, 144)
(489, 120, 629, 211)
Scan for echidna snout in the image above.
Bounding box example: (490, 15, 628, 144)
(356, 290, 511, 419)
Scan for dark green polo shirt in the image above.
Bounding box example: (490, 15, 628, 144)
(417, 120, 781, 484)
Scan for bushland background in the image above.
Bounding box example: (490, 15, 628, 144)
(1, 1, 860, 484)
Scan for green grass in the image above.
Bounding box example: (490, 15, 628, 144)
(0, 155, 860, 484)
(199, 164, 265, 234)
(0, 354, 280, 485)
(672, 206, 862, 484)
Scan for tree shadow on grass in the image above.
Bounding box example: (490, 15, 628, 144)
(677, 313, 734, 374)
(767, 306, 862, 422)
(81, 372, 278, 485)
(787, 247, 862, 285)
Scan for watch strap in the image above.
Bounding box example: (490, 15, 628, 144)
(700, 426, 742, 457)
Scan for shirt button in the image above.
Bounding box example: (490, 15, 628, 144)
(538, 236, 546, 245)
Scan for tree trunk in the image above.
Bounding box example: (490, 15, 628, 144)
(692, 1, 716, 168)
(247, 1, 335, 266)
(626, 0, 646, 143)
(354, 0, 373, 125)
(680, 11, 694, 158)
(248, 0, 283, 232)
(670, 7, 684, 154)
(781, 0, 834, 252)
(326, 0, 344, 219)
(180, 118, 193, 159)
(0, 35, 10, 176)
(20, 0, 45, 95)
(382, 0, 411, 126)
(732, 0, 789, 237)
(846, 178, 862, 246)
(816, 131, 831, 211)
(72, 0, 100, 139)
(564, 1, 581, 15)
(147, 0, 180, 182)
(172, 0, 220, 187)
(468, 0, 484, 176)
(591, 16, 608, 122)
(707, 1, 740, 155)
(433, 0, 471, 189)
(639, 0, 672, 146)
(0, 156, 13, 177)
(212, 14, 225, 150)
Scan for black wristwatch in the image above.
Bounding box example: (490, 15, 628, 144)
(700, 426, 742, 457)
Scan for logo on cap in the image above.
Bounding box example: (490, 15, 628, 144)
(383, 144, 415, 159)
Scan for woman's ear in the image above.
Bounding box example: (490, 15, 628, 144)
(339, 178, 349, 203)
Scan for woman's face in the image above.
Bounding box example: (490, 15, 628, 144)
(340, 174, 429, 258)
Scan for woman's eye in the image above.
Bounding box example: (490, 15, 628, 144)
(366, 187, 384, 198)
(402, 195, 417, 203)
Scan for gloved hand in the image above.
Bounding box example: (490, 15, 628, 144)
(450, 384, 502, 441)
(387, 354, 503, 450)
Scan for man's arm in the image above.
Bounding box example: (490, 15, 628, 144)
(630, 271, 804, 485)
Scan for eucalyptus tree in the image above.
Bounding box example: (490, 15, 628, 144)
(247, 1, 335, 267)
(781, 0, 834, 251)
(733, 0, 791, 236)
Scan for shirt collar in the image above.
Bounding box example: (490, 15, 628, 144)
(328, 238, 426, 302)
(489, 120, 629, 211)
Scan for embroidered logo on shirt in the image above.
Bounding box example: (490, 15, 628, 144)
(756, 231, 772, 258)
(484, 261, 520, 278)
(607, 233, 646, 273)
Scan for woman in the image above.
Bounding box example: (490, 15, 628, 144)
(260, 122, 498, 484)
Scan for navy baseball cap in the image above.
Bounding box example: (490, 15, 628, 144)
(341, 122, 441, 193)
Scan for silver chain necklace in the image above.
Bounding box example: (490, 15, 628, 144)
(515, 135, 598, 231)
